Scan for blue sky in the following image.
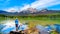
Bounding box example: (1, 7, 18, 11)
(0, 0, 60, 12)
(0, 0, 36, 9)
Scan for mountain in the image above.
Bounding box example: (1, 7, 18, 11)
(0, 10, 19, 16)
(0, 10, 8, 14)
(18, 8, 60, 16)
(0, 8, 60, 16)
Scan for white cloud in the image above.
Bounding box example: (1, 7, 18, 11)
(35, 0, 60, 9)
(3, 0, 60, 12)
(4, 6, 19, 12)
(20, 4, 30, 11)
(20, 0, 60, 11)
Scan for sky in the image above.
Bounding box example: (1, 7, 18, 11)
(0, 0, 60, 12)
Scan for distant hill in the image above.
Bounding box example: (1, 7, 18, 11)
(18, 9, 60, 16)
(0, 8, 60, 16)
(0, 10, 19, 16)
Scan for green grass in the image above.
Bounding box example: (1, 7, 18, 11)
(16, 17, 60, 26)
(0, 16, 60, 34)
(0, 16, 60, 25)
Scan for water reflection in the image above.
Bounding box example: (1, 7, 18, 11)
(0, 19, 28, 34)
(0, 19, 60, 34)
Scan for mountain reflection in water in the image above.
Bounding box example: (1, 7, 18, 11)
(0, 20, 28, 34)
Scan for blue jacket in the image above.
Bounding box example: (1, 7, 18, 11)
(15, 19, 18, 24)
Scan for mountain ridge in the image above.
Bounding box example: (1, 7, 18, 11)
(0, 9, 60, 16)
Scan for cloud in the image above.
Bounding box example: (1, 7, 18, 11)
(20, 0, 60, 11)
(3, 0, 60, 12)
(4, 6, 19, 12)
(35, 0, 60, 9)
(20, 4, 30, 11)
(4, 5, 30, 12)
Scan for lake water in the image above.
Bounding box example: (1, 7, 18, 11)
(0, 19, 28, 34)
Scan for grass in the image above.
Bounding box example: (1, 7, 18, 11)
(15, 17, 60, 28)
(0, 16, 60, 34)
(0, 16, 60, 24)
(0, 15, 60, 27)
